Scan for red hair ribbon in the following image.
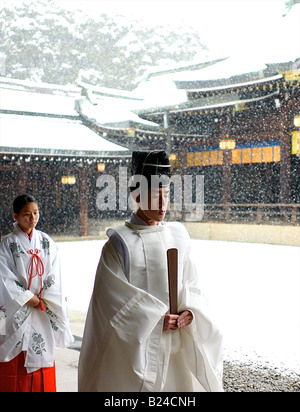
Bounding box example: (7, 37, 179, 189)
(27, 249, 45, 311)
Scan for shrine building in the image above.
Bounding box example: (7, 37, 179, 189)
(1, 56, 300, 236)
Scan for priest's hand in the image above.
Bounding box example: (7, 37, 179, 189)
(163, 311, 193, 331)
(163, 313, 179, 331)
(177, 310, 193, 329)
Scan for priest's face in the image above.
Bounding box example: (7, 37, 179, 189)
(13, 202, 40, 235)
(137, 187, 169, 225)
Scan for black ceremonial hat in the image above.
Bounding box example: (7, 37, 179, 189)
(130, 150, 170, 191)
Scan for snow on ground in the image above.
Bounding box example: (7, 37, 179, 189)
(57, 238, 300, 374)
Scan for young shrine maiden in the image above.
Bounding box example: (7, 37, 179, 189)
(0, 195, 74, 392)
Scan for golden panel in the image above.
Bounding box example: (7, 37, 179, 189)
(202, 152, 210, 166)
(232, 149, 241, 164)
(194, 152, 202, 166)
(218, 151, 223, 165)
(274, 146, 281, 162)
(242, 148, 251, 164)
(210, 151, 218, 166)
(252, 147, 262, 163)
(187, 152, 194, 166)
(263, 146, 273, 163)
(292, 131, 300, 155)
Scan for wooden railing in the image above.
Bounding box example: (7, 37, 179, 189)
(170, 203, 300, 224)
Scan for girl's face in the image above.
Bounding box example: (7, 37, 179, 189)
(13, 202, 39, 234)
(137, 187, 169, 225)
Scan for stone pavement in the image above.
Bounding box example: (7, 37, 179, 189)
(55, 313, 85, 392)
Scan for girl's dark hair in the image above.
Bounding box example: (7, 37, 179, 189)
(13, 194, 38, 214)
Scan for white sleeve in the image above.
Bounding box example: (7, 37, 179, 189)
(14, 290, 34, 306)
(107, 229, 130, 280)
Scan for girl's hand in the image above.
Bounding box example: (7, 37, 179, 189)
(26, 295, 40, 308)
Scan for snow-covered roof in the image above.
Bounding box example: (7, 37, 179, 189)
(76, 97, 159, 129)
(172, 55, 268, 83)
(182, 74, 283, 93)
(1, 53, 299, 154)
(0, 76, 78, 95)
(76, 80, 143, 101)
(0, 83, 78, 117)
(168, 89, 280, 115)
(0, 77, 130, 156)
(136, 57, 229, 83)
(0, 114, 128, 156)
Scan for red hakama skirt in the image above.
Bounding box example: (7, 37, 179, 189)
(0, 352, 56, 392)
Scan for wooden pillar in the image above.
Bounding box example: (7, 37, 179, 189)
(43, 165, 51, 231)
(179, 146, 186, 177)
(279, 106, 291, 204)
(179, 146, 187, 221)
(222, 150, 232, 205)
(79, 167, 88, 237)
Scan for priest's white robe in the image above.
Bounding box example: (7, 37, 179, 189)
(78, 219, 223, 392)
(0, 224, 74, 373)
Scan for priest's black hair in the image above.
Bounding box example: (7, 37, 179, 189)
(13, 194, 38, 214)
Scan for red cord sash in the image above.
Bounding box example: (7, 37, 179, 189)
(27, 249, 45, 311)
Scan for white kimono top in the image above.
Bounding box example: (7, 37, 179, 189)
(78, 215, 223, 392)
(0, 224, 74, 372)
